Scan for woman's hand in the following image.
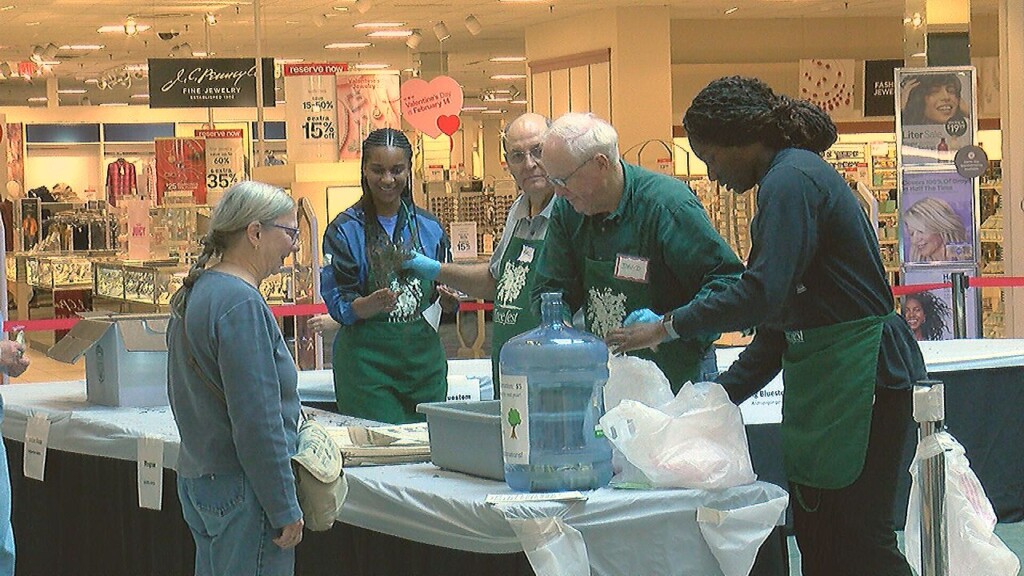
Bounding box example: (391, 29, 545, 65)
(605, 322, 668, 356)
(352, 288, 398, 319)
(0, 340, 30, 378)
(900, 77, 920, 111)
(307, 314, 340, 334)
(436, 284, 462, 314)
(273, 518, 304, 549)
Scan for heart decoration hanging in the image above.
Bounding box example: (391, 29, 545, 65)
(400, 76, 464, 138)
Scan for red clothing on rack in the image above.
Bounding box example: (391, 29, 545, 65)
(106, 158, 137, 207)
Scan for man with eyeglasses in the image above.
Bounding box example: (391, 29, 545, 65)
(531, 112, 744, 392)
(403, 113, 557, 395)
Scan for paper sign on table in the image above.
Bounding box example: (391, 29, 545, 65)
(137, 436, 164, 510)
(23, 413, 50, 481)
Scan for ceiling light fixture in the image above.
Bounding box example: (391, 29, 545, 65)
(42, 43, 59, 61)
(354, 22, 404, 28)
(489, 56, 526, 63)
(30, 45, 43, 63)
(724, 7, 739, 15)
(27, 97, 47, 102)
(510, 99, 528, 105)
(433, 21, 450, 41)
(325, 42, 372, 49)
(131, 93, 150, 99)
(490, 74, 526, 80)
(98, 24, 150, 34)
(354, 63, 390, 70)
(205, 13, 217, 26)
(366, 30, 413, 38)
(353, 0, 372, 15)
(124, 17, 138, 36)
(60, 44, 106, 50)
(464, 14, 482, 36)
(461, 106, 487, 112)
(57, 88, 87, 94)
(0, 6, 15, 12)
(481, 109, 504, 114)
(405, 29, 422, 50)
(332, 6, 349, 12)
(100, 102, 129, 107)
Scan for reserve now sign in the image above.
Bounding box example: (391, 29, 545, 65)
(148, 58, 276, 108)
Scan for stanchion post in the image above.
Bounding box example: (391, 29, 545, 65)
(913, 379, 948, 576)
(950, 272, 968, 339)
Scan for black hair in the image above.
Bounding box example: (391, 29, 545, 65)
(902, 74, 965, 125)
(903, 291, 951, 341)
(682, 76, 837, 153)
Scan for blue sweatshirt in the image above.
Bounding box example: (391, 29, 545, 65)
(167, 270, 301, 529)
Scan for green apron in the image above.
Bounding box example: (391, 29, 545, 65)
(490, 235, 545, 397)
(333, 254, 447, 425)
(781, 312, 890, 491)
(583, 255, 703, 393)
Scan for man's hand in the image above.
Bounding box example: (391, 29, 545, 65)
(402, 251, 441, 282)
(0, 340, 30, 378)
(307, 314, 340, 334)
(352, 288, 398, 319)
(273, 518, 304, 549)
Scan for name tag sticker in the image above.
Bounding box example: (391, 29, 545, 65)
(518, 245, 535, 263)
(614, 254, 649, 283)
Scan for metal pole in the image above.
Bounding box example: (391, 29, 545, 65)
(204, 17, 214, 129)
(913, 379, 948, 576)
(252, 0, 266, 168)
(950, 272, 968, 339)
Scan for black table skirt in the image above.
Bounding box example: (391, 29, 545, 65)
(4, 439, 788, 576)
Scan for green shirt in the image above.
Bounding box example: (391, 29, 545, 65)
(532, 160, 744, 343)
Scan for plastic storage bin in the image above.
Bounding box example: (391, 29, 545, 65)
(417, 400, 504, 480)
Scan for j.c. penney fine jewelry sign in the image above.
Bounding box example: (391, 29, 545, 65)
(148, 58, 275, 108)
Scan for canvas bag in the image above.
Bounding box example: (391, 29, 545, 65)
(292, 413, 349, 531)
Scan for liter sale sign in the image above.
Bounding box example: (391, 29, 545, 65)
(148, 58, 275, 108)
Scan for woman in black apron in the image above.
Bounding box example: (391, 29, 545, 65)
(608, 76, 927, 576)
(320, 129, 451, 424)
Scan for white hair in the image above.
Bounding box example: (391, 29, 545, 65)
(545, 113, 619, 164)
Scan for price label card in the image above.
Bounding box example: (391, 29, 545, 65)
(137, 436, 164, 511)
(24, 413, 50, 481)
(486, 491, 588, 505)
(446, 374, 480, 402)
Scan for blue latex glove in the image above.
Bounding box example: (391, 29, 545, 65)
(403, 250, 441, 282)
(623, 308, 660, 326)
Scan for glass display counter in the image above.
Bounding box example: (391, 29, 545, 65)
(26, 255, 94, 289)
(92, 259, 187, 307)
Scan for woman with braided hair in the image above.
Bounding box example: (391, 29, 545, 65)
(320, 128, 453, 423)
(607, 76, 926, 575)
(167, 181, 304, 575)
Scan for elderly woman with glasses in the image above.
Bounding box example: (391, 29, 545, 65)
(166, 180, 304, 576)
(320, 128, 454, 424)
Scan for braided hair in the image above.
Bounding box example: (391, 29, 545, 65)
(683, 76, 837, 154)
(358, 128, 417, 279)
(169, 180, 294, 317)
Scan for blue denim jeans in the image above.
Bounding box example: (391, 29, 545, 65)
(698, 345, 720, 382)
(0, 402, 14, 576)
(178, 473, 295, 576)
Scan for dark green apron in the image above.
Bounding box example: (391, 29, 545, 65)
(781, 313, 890, 491)
(490, 235, 545, 397)
(333, 238, 447, 424)
(582, 255, 703, 393)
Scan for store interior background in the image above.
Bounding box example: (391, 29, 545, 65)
(0, 0, 1021, 353)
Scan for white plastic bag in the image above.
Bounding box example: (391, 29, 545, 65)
(904, 431, 1020, 576)
(697, 494, 789, 576)
(600, 381, 757, 490)
(501, 514, 591, 576)
(603, 356, 676, 486)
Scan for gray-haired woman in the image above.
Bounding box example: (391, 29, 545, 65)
(167, 180, 303, 576)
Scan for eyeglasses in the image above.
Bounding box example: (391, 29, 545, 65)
(505, 144, 543, 165)
(547, 156, 595, 188)
(270, 223, 300, 243)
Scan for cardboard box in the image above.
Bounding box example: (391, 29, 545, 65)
(48, 313, 169, 407)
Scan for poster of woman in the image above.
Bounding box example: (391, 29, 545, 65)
(901, 266, 980, 340)
(896, 67, 975, 165)
(900, 171, 975, 265)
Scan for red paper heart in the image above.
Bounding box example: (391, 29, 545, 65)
(437, 115, 461, 136)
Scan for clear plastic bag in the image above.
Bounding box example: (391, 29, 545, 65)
(904, 431, 1020, 576)
(603, 356, 676, 486)
(600, 381, 757, 490)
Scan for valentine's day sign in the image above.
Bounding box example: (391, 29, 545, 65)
(400, 76, 464, 138)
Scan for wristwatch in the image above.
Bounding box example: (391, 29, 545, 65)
(661, 312, 680, 341)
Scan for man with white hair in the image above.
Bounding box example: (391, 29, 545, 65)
(403, 113, 557, 394)
(531, 112, 743, 391)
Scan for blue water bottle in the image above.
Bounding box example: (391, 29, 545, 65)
(498, 292, 613, 492)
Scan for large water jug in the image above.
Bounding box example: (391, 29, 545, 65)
(498, 292, 613, 492)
